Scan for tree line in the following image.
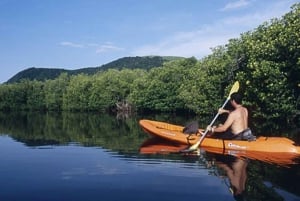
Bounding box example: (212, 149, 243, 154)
(0, 3, 299, 125)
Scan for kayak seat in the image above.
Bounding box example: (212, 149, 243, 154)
(183, 121, 199, 135)
(183, 121, 200, 144)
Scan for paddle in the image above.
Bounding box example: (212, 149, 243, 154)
(187, 81, 240, 152)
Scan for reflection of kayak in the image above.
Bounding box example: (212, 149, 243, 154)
(139, 137, 187, 154)
(204, 147, 300, 166)
(139, 138, 300, 166)
(139, 119, 300, 154)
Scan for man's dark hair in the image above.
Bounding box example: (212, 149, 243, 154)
(230, 92, 243, 104)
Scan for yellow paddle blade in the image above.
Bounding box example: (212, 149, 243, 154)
(227, 81, 240, 99)
(189, 141, 200, 151)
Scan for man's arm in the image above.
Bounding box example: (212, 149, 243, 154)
(208, 113, 235, 133)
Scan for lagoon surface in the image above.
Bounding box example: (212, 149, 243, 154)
(0, 112, 300, 201)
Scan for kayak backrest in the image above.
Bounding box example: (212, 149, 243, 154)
(183, 121, 199, 134)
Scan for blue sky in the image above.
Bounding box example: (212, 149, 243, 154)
(0, 0, 298, 83)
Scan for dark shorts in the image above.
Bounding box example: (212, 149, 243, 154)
(214, 128, 256, 141)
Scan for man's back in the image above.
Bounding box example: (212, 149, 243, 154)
(229, 106, 248, 134)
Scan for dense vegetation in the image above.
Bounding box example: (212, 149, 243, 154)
(0, 3, 299, 126)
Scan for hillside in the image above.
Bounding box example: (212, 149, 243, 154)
(6, 56, 184, 83)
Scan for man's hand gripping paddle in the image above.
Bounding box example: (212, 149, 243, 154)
(184, 81, 240, 152)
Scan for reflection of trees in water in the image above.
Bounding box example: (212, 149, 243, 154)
(0, 111, 145, 151)
(1, 111, 300, 200)
(0, 111, 201, 150)
(247, 161, 300, 201)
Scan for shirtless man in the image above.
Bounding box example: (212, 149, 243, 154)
(207, 92, 254, 140)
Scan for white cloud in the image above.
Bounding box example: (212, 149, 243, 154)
(222, 1, 297, 27)
(220, 0, 251, 11)
(132, 18, 247, 59)
(96, 44, 124, 54)
(60, 41, 124, 54)
(132, 28, 235, 59)
(87, 43, 100, 47)
(60, 41, 84, 48)
(132, 0, 297, 59)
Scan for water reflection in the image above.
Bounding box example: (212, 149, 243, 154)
(204, 151, 300, 201)
(207, 154, 248, 201)
(140, 137, 300, 201)
(0, 111, 300, 201)
(0, 111, 146, 151)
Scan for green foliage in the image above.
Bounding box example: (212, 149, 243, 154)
(179, 48, 236, 115)
(0, 80, 46, 111)
(88, 69, 145, 111)
(63, 74, 92, 111)
(44, 73, 69, 111)
(130, 58, 196, 112)
(25, 80, 46, 110)
(0, 4, 299, 125)
(235, 3, 300, 123)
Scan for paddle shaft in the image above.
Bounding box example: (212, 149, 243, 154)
(186, 81, 239, 151)
(197, 97, 230, 145)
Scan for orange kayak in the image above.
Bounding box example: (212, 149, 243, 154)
(139, 119, 300, 154)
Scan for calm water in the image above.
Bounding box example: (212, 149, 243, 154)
(0, 112, 300, 201)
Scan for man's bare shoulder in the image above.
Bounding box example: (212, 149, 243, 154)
(231, 107, 248, 118)
(230, 109, 239, 116)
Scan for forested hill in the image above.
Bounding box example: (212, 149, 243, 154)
(6, 56, 183, 83)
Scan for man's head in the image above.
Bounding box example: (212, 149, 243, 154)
(230, 92, 242, 104)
